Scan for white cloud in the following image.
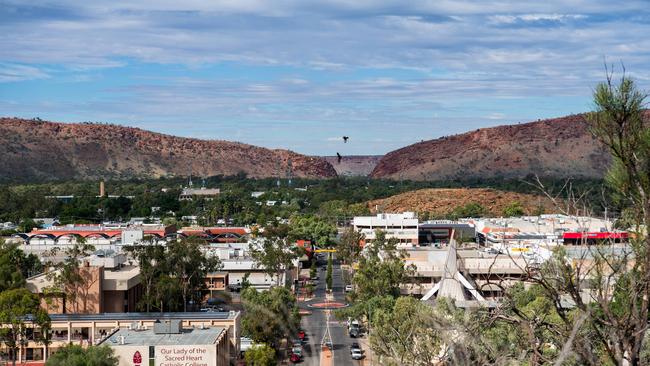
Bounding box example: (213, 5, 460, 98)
(1, 0, 650, 154)
(0, 63, 50, 82)
(488, 13, 587, 25)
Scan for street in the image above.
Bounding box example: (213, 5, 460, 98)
(297, 255, 363, 366)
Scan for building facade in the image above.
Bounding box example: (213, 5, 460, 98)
(353, 212, 419, 246)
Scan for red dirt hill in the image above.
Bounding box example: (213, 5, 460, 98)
(367, 188, 556, 217)
(0, 118, 337, 182)
(370, 113, 650, 181)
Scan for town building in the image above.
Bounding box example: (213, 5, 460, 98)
(0, 221, 16, 230)
(26, 252, 143, 314)
(418, 220, 475, 245)
(353, 212, 419, 246)
(178, 226, 249, 243)
(179, 187, 221, 201)
(102, 319, 230, 366)
(16, 223, 175, 256)
(9, 312, 240, 365)
(33, 218, 59, 229)
(474, 215, 626, 247)
(398, 243, 528, 304)
(205, 241, 295, 290)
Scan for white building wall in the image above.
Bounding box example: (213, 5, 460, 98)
(122, 229, 144, 245)
(353, 213, 419, 246)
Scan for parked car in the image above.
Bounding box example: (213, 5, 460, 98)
(347, 319, 360, 329)
(351, 349, 364, 360)
(345, 285, 353, 292)
(350, 342, 361, 353)
(297, 330, 306, 340)
(349, 328, 360, 338)
(290, 353, 301, 363)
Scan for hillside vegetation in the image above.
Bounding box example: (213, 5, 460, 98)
(367, 188, 556, 217)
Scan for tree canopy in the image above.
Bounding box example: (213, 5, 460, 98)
(241, 286, 300, 349)
(244, 344, 276, 366)
(0, 240, 42, 292)
(45, 344, 118, 366)
(124, 237, 221, 311)
(0, 288, 50, 366)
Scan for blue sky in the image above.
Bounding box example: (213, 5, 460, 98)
(1, 1, 649, 155)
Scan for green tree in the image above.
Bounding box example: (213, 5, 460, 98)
(309, 259, 317, 279)
(241, 286, 300, 349)
(244, 344, 276, 366)
(0, 240, 42, 292)
(0, 288, 50, 366)
(341, 231, 415, 331)
(152, 275, 183, 312)
(577, 71, 650, 365)
(370, 296, 442, 366)
(250, 237, 298, 286)
(18, 218, 41, 233)
(46, 242, 98, 314)
(336, 227, 364, 264)
(503, 201, 525, 217)
(288, 215, 337, 247)
(326, 254, 333, 290)
(124, 241, 166, 312)
(352, 230, 413, 303)
(337, 295, 395, 330)
(45, 344, 118, 366)
(167, 237, 222, 312)
(125, 237, 220, 312)
(449, 202, 485, 219)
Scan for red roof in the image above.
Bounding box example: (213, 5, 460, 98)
(28, 224, 175, 238)
(296, 240, 313, 253)
(205, 227, 248, 236)
(563, 232, 628, 240)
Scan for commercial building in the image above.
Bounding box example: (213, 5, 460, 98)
(418, 220, 475, 245)
(26, 252, 143, 314)
(16, 224, 175, 256)
(353, 212, 419, 246)
(474, 215, 626, 247)
(205, 241, 294, 290)
(400, 244, 527, 304)
(8, 312, 240, 365)
(102, 319, 230, 366)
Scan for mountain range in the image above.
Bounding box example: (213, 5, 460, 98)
(0, 118, 336, 182)
(3, 113, 644, 183)
(369, 113, 635, 180)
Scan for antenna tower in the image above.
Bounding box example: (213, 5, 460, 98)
(286, 158, 293, 186)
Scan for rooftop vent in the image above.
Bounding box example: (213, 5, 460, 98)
(153, 319, 183, 334)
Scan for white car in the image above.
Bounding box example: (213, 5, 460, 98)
(351, 349, 364, 360)
(345, 285, 353, 292)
